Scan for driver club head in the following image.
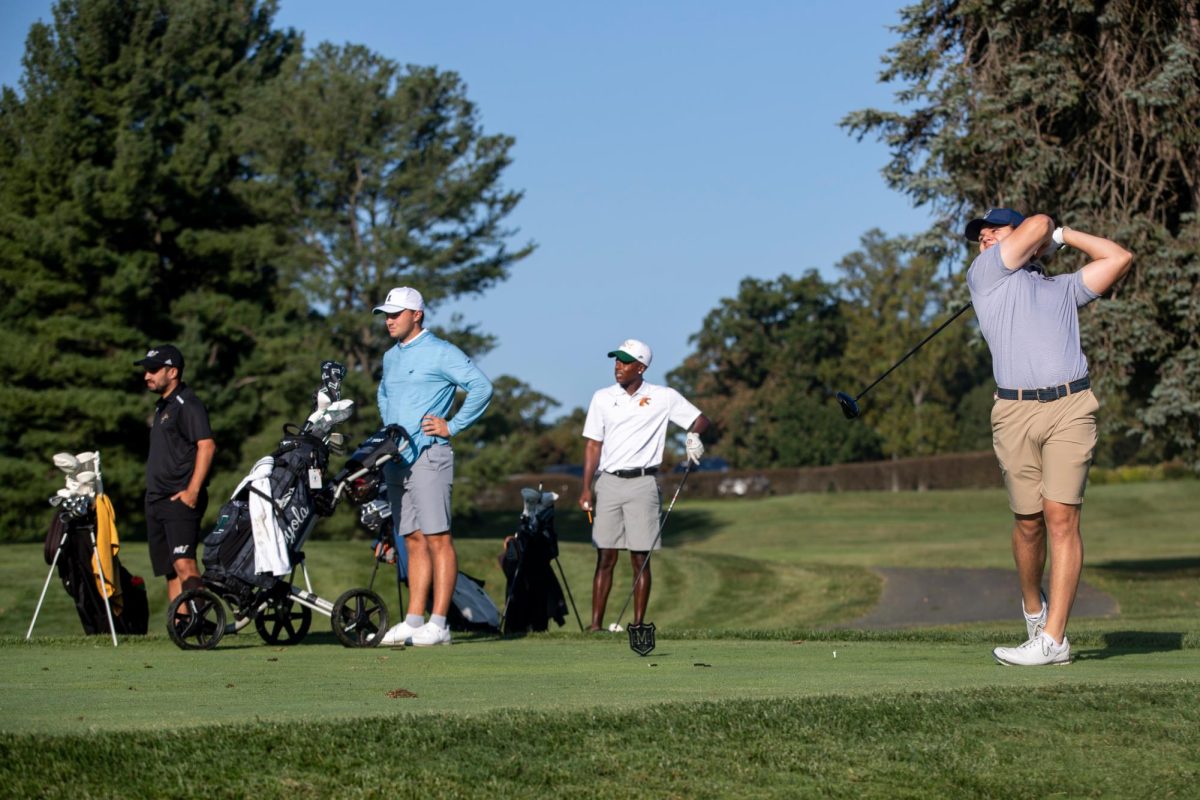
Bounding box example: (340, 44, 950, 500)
(835, 391, 861, 420)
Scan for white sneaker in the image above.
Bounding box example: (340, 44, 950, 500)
(381, 620, 421, 646)
(410, 621, 451, 647)
(993, 632, 1071, 666)
(1023, 589, 1048, 640)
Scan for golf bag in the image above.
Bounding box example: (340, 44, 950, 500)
(169, 360, 395, 651)
(202, 429, 331, 609)
(500, 488, 569, 634)
(349, 441, 501, 633)
(37, 456, 149, 638)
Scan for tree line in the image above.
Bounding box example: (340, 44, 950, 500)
(2, 0, 1195, 542)
(0, 0, 535, 539)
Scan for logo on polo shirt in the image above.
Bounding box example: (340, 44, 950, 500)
(639, 397, 651, 407)
(160, 411, 171, 423)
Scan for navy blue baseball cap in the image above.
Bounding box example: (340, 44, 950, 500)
(965, 208, 1025, 241)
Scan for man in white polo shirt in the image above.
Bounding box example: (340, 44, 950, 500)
(579, 338, 710, 632)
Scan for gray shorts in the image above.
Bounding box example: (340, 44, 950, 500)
(591, 472, 662, 551)
(384, 444, 454, 536)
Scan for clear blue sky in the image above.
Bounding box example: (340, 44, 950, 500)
(2, 1, 933, 416)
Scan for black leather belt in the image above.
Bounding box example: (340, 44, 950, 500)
(996, 376, 1090, 402)
(608, 467, 658, 478)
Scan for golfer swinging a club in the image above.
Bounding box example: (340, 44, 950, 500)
(965, 208, 1132, 666)
(580, 338, 709, 635)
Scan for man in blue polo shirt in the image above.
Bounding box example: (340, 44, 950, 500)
(965, 208, 1132, 666)
(136, 345, 216, 608)
(374, 287, 494, 647)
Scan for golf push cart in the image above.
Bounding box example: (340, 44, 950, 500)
(167, 362, 414, 650)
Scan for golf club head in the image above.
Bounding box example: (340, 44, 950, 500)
(835, 391, 861, 420)
(627, 621, 656, 656)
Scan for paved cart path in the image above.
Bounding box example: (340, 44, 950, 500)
(848, 567, 1119, 629)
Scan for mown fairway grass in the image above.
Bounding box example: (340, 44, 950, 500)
(1, 481, 1196, 798)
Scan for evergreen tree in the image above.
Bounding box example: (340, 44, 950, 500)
(843, 0, 1200, 468)
(240, 42, 535, 376)
(0, 0, 311, 539)
(1, 0, 540, 542)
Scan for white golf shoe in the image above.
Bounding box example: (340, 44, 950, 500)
(1024, 589, 1048, 640)
(993, 632, 1071, 666)
(410, 621, 452, 647)
(380, 620, 421, 647)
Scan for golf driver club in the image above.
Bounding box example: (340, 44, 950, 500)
(836, 301, 973, 420)
(613, 461, 693, 628)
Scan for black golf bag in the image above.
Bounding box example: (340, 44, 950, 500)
(168, 361, 397, 651)
(202, 429, 331, 610)
(44, 510, 149, 636)
(500, 489, 569, 634)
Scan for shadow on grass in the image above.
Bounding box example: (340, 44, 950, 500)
(1090, 556, 1200, 578)
(1073, 630, 1185, 661)
(454, 507, 719, 547)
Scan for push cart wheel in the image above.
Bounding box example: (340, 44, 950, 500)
(254, 598, 312, 645)
(167, 589, 227, 650)
(331, 588, 389, 648)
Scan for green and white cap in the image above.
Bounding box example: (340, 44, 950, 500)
(607, 338, 652, 367)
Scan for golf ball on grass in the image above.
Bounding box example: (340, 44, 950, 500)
(608, 623, 623, 632)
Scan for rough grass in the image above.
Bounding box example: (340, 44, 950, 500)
(1, 682, 1197, 798)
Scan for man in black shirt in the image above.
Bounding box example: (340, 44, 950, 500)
(135, 345, 216, 605)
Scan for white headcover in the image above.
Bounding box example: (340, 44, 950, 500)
(51, 450, 103, 498)
(306, 398, 355, 436)
(520, 487, 559, 519)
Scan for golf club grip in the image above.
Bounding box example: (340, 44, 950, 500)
(857, 301, 973, 401)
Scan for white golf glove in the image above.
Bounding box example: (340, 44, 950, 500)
(685, 432, 704, 465)
(1040, 226, 1068, 260)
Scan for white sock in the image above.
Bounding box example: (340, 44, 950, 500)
(430, 614, 448, 629)
(405, 614, 424, 628)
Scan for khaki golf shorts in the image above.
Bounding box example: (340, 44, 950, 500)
(591, 472, 662, 551)
(991, 389, 1099, 515)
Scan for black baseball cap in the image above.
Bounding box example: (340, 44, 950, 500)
(964, 207, 1025, 242)
(134, 344, 184, 372)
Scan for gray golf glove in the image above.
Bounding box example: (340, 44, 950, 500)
(685, 432, 704, 465)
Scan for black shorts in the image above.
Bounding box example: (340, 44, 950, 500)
(145, 491, 208, 577)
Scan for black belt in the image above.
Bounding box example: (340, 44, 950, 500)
(608, 467, 658, 478)
(996, 376, 1090, 402)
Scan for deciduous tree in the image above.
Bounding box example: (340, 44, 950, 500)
(669, 273, 882, 467)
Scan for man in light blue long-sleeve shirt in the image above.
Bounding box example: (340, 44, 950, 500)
(373, 287, 494, 647)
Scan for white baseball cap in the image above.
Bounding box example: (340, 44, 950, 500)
(373, 286, 425, 315)
(607, 338, 652, 368)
